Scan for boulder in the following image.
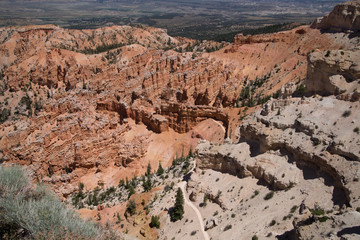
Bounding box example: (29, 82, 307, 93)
(205, 217, 218, 231)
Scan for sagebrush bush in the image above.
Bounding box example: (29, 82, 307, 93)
(0, 164, 29, 195)
(0, 165, 110, 239)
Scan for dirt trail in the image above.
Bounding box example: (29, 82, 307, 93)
(179, 181, 210, 240)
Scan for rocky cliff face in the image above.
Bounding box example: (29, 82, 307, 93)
(306, 49, 360, 100)
(311, 0, 360, 32)
(1, 21, 349, 194)
(194, 74, 360, 240)
(0, 10, 355, 191)
(190, 3, 360, 239)
(242, 96, 359, 204)
(196, 140, 300, 190)
(1, 1, 360, 239)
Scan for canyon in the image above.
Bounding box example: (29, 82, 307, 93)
(0, 0, 360, 239)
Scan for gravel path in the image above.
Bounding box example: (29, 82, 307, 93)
(179, 181, 210, 240)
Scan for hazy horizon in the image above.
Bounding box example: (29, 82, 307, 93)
(0, 0, 345, 39)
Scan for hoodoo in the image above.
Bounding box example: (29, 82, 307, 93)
(0, 1, 359, 239)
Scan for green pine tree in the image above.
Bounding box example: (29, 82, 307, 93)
(146, 163, 151, 176)
(125, 177, 130, 189)
(143, 176, 152, 192)
(150, 215, 160, 229)
(128, 185, 135, 199)
(171, 188, 184, 222)
(189, 148, 194, 158)
(157, 162, 164, 176)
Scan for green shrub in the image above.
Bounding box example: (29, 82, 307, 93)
(118, 179, 125, 187)
(203, 194, 208, 207)
(342, 110, 351, 117)
(128, 185, 135, 199)
(0, 165, 105, 239)
(81, 42, 125, 55)
(252, 235, 258, 240)
(283, 214, 293, 220)
(264, 191, 274, 200)
(318, 216, 329, 222)
(293, 83, 306, 97)
(0, 108, 11, 124)
(251, 190, 259, 199)
(149, 215, 160, 229)
(310, 207, 325, 216)
(290, 205, 298, 213)
(0, 165, 28, 195)
(224, 224, 232, 231)
(126, 200, 136, 216)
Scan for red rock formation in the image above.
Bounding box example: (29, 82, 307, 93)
(0, 18, 354, 198)
(234, 33, 280, 45)
(158, 102, 228, 134)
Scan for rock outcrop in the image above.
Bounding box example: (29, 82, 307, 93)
(234, 33, 280, 45)
(311, 0, 360, 33)
(194, 91, 359, 239)
(196, 140, 301, 190)
(294, 211, 360, 240)
(240, 96, 360, 207)
(158, 103, 228, 134)
(306, 49, 360, 100)
(1, 2, 360, 238)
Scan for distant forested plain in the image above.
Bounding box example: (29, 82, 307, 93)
(0, 0, 344, 40)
